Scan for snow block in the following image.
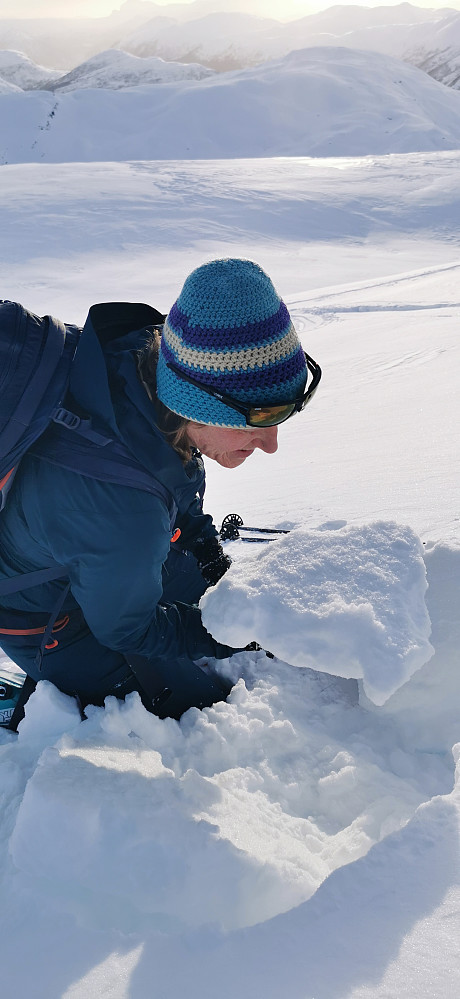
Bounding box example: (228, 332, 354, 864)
(201, 521, 434, 705)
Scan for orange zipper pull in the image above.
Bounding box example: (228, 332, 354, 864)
(171, 528, 181, 544)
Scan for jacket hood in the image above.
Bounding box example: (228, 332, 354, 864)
(69, 303, 205, 511)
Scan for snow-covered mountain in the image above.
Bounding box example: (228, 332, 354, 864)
(43, 49, 213, 93)
(2, 46, 460, 164)
(0, 50, 62, 90)
(123, 11, 282, 70)
(404, 13, 460, 88)
(2, 5, 460, 94)
(289, 5, 460, 91)
(94, 4, 460, 75)
(0, 4, 455, 76)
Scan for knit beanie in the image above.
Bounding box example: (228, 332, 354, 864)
(156, 258, 307, 428)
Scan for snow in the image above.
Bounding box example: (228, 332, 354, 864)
(201, 522, 434, 705)
(2, 46, 460, 163)
(0, 74, 20, 94)
(0, 148, 460, 993)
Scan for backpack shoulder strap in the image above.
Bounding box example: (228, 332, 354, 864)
(32, 424, 177, 521)
(0, 564, 68, 598)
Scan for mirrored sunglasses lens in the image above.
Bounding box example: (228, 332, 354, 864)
(248, 404, 296, 427)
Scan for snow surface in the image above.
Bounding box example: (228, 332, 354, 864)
(0, 151, 460, 994)
(2, 45, 460, 163)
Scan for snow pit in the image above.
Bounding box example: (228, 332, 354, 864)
(201, 521, 434, 705)
(8, 659, 440, 936)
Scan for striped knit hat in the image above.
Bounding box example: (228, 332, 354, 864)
(156, 258, 307, 427)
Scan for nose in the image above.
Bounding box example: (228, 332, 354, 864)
(255, 425, 278, 454)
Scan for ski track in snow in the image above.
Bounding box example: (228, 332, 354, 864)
(0, 152, 459, 997)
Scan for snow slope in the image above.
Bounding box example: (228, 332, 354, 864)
(0, 152, 459, 996)
(1, 45, 460, 163)
(0, 75, 20, 94)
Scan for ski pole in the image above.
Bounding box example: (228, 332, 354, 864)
(220, 514, 291, 543)
(239, 525, 291, 535)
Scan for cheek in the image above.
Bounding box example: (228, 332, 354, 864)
(233, 430, 257, 446)
(215, 431, 252, 452)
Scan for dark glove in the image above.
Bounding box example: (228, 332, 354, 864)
(194, 536, 232, 587)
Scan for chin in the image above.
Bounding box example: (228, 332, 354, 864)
(217, 453, 248, 469)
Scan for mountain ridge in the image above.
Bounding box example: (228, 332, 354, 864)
(40, 49, 214, 93)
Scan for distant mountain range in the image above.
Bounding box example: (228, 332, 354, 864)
(2, 46, 460, 165)
(1, 2, 460, 90)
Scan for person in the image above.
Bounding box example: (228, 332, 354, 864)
(0, 258, 320, 725)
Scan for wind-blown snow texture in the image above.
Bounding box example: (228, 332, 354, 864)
(0, 151, 460, 996)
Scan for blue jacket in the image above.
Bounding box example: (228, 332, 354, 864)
(0, 306, 231, 681)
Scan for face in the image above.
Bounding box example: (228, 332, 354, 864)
(186, 422, 279, 469)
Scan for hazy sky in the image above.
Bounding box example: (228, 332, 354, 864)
(0, 0, 458, 18)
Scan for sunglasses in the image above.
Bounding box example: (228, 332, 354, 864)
(166, 351, 321, 428)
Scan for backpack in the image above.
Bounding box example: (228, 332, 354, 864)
(0, 299, 176, 600)
(0, 299, 183, 730)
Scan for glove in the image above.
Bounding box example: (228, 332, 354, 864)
(194, 536, 232, 587)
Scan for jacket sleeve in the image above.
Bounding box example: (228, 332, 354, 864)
(36, 466, 234, 662)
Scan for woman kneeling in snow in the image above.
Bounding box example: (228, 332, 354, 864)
(0, 258, 320, 724)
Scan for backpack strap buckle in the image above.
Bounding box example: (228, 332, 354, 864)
(52, 407, 82, 430)
(51, 407, 113, 446)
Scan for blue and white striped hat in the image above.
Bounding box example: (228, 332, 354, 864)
(156, 258, 307, 427)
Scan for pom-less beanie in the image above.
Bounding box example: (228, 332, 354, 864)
(156, 258, 307, 428)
